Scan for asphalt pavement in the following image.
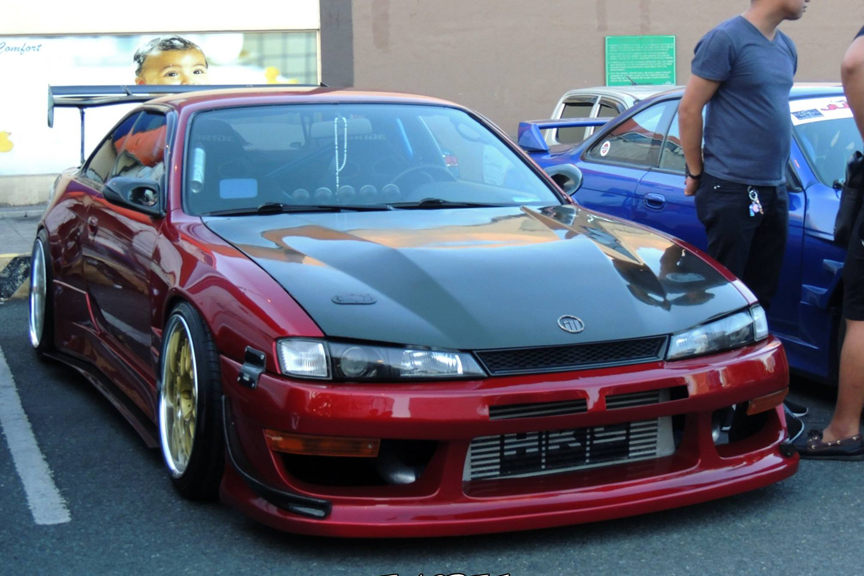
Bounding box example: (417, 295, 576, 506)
(0, 298, 862, 576)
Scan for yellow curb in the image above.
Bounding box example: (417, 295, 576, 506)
(10, 279, 29, 299)
(0, 255, 30, 300)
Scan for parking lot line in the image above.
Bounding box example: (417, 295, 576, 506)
(0, 345, 70, 525)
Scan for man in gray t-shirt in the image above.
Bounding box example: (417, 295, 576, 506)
(679, 0, 809, 311)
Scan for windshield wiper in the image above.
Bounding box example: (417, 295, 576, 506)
(204, 202, 393, 216)
(388, 198, 507, 210)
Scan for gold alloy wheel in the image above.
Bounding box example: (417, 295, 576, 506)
(159, 317, 199, 478)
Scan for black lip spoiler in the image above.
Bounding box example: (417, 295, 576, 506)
(48, 84, 325, 163)
(222, 396, 332, 520)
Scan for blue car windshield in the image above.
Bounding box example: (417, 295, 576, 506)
(792, 97, 863, 188)
(184, 104, 560, 215)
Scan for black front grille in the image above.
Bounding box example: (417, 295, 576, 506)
(475, 337, 667, 376)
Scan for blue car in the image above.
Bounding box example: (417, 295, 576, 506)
(520, 85, 859, 384)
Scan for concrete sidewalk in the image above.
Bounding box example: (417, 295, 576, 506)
(0, 204, 43, 257)
(0, 207, 43, 254)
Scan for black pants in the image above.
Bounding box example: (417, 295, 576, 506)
(694, 172, 789, 310)
(843, 205, 864, 321)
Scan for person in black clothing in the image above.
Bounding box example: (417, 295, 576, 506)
(796, 25, 864, 460)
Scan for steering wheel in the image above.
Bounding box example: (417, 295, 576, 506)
(389, 164, 457, 189)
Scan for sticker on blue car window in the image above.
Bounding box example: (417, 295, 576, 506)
(790, 97, 852, 125)
(792, 109, 823, 122)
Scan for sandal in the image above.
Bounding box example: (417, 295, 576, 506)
(795, 429, 864, 461)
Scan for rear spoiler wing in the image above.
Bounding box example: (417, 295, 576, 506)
(48, 84, 322, 163)
(517, 118, 610, 154)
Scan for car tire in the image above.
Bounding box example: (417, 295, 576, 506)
(28, 230, 54, 357)
(158, 302, 224, 500)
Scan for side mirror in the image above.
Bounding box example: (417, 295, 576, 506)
(785, 162, 804, 194)
(544, 164, 583, 196)
(104, 177, 164, 218)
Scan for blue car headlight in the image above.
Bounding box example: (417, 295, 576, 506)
(276, 339, 487, 381)
(667, 305, 769, 361)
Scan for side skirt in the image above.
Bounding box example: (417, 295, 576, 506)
(45, 351, 159, 448)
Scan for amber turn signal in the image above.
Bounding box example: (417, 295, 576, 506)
(264, 430, 380, 458)
(746, 388, 788, 416)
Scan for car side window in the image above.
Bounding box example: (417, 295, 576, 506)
(597, 100, 620, 118)
(111, 111, 168, 183)
(557, 98, 596, 145)
(82, 113, 141, 185)
(586, 101, 676, 168)
(658, 111, 686, 173)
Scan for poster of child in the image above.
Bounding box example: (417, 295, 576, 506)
(133, 36, 210, 85)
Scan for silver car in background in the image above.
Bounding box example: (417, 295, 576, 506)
(548, 85, 682, 146)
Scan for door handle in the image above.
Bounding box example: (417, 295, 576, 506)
(643, 193, 666, 210)
(87, 216, 98, 235)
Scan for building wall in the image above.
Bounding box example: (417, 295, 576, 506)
(351, 0, 864, 135)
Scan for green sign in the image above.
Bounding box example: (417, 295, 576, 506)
(605, 35, 676, 86)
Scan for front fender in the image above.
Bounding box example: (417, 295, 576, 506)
(152, 213, 324, 376)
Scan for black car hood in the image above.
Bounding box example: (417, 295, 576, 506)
(204, 205, 748, 350)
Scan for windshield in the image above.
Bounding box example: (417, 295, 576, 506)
(184, 104, 560, 215)
(791, 96, 863, 187)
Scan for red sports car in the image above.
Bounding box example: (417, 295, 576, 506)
(30, 85, 797, 537)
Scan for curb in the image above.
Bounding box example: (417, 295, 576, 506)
(0, 204, 47, 219)
(0, 255, 30, 300)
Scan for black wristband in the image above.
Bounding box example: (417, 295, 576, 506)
(686, 166, 702, 180)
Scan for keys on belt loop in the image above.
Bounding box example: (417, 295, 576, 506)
(748, 187, 763, 217)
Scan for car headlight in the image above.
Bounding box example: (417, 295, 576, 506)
(276, 339, 487, 381)
(667, 305, 769, 361)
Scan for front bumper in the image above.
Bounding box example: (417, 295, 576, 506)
(219, 336, 797, 537)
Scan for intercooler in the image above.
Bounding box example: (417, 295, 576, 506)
(465, 417, 675, 481)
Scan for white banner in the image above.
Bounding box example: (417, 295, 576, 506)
(1, 0, 320, 35)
